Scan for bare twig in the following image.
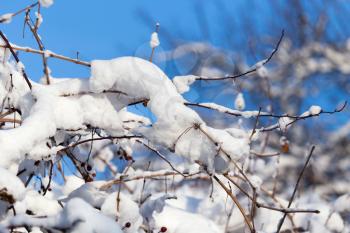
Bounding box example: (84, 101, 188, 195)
(25, 12, 51, 84)
(100, 170, 202, 191)
(195, 30, 284, 81)
(185, 101, 347, 120)
(136, 139, 186, 176)
(60, 90, 127, 97)
(139, 161, 151, 206)
(149, 23, 160, 62)
(0, 31, 32, 90)
(213, 175, 254, 233)
(250, 107, 261, 141)
(59, 135, 142, 152)
(0, 43, 90, 67)
(276, 145, 316, 233)
(197, 125, 255, 189)
(0, 118, 21, 124)
(34, 3, 41, 31)
(260, 101, 347, 132)
(224, 174, 319, 214)
(260, 186, 297, 232)
(250, 150, 280, 157)
(42, 161, 54, 196)
(251, 188, 257, 232)
(0, 2, 39, 23)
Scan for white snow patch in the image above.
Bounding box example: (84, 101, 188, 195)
(234, 92, 245, 110)
(0, 13, 12, 24)
(309, 105, 322, 115)
(150, 32, 160, 48)
(39, 0, 54, 8)
(172, 75, 197, 94)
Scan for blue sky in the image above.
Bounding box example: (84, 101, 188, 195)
(1, 0, 220, 79)
(1, 0, 282, 80)
(2, 0, 349, 80)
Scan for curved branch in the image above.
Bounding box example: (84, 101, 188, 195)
(195, 30, 284, 81)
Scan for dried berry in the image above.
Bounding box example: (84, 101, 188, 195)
(124, 222, 131, 228)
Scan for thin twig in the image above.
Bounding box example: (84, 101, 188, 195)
(250, 150, 280, 157)
(213, 175, 254, 233)
(0, 31, 32, 90)
(250, 107, 261, 141)
(25, 14, 51, 84)
(0, 2, 39, 23)
(260, 101, 347, 132)
(251, 188, 257, 232)
(139, 161, 151, 206)
(42, 161, 54, 196)
(136, 139, 185, 176)
(224, 174, 319, 214)
(197, 125, 255, 189)
(185, 101, 347, 120)
(276, 145, 316, 233)
(149, 23, 160, 62)
(59, 135, 142, 152)
(195, 30, 284, 81)
(0, 43, 90, 67)
(0, 118, 21, 124)
(100, 170, 202, 191)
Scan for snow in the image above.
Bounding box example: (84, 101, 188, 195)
(39, 0, 54, 8)
(255, 59, 267, 69)
(0, 13, 12, 24)
(333, 194, 350, 212)
(90, 57, 174, 97)
(9, 198, 123, 233)
(35, 12, 43, 28)
(172, 75, 197, 94)
(278, 117, 293, 132)
(257, 65, 268, 78)
(0, 167, 25, 202)
(234, 92, 245, 110)
(64, 181, 109, 208)
(19, 190, 61, 216)
(61, 176, 85, 196)
(309, 105, 322, 115)
(150, 32, 160, 48)
(0, 73, 128, 166)
(1, 44, 333, 230)
(90, 57, 249, 172)
(140, 194, 173, 227)
(154, 205, 223, 233)
(249, 175, 263, 189)
(196, 102, 265, 118)
(101, 192, 142, 233)
(279, 136, 289, 146)
(44, 50, 52, 58)
(326, 212, 344, 232)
